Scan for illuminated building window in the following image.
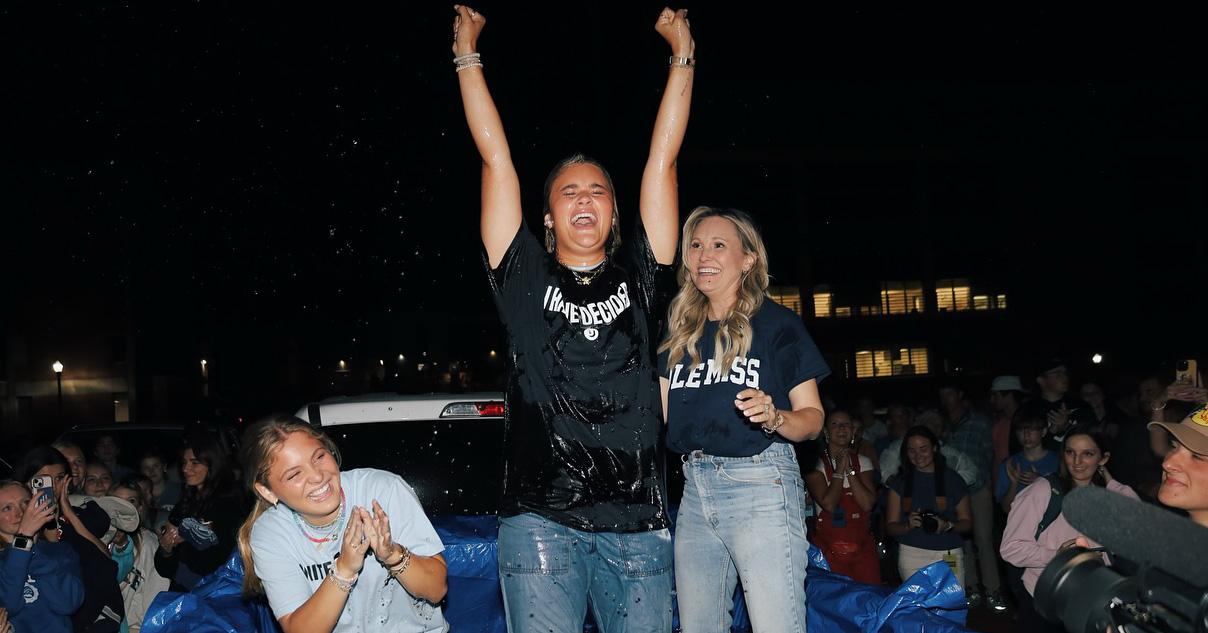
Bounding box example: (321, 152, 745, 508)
(973, 295, 991, 311)
(812, 286, 833, 318)
(935, 279, 971, 312)
(996, 294, 1008, 309)
(854, 347, 930, 379)
(768, 286, 803, 316)
(880, 281, 925, 315)
(859, 306, 882, 316)
(834, 306, 852, 318)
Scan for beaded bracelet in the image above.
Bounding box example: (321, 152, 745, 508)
(327, 569, 358, 592)
(454, 52, 482, 72)
(388, 547, 412, 578)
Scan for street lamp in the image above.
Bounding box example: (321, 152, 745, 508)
(52, 361, 64, 415)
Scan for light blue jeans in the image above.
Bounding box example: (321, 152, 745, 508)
(675, 443, 809, 633)
(498, 512, 673, 633)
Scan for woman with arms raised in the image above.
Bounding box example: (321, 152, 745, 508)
(453, 5, 695, 632)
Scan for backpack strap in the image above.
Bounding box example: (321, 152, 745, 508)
(1034, 474, 1065, 540)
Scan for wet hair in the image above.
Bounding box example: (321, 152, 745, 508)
(541, 153, 622, 257)
(237, 414, 343, 596)
(1056, 424, 1111, 493)
(659, 206, 770, 372)
(897, 425, 949, 510)
(13, 445, 72, 486)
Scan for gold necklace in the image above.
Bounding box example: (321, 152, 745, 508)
(564, 259, 607, 286)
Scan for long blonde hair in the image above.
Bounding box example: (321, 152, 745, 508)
(236, 414, 342, 596)
(659, 206, 770, 371)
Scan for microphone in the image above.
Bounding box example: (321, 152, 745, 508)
(1062, 485, 1208, 588)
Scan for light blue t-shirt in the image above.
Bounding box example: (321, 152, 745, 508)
(994, 450, 1060, 503)
(250, 468, 447, 632)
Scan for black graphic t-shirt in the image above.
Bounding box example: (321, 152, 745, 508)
(487, 223, 675, 533)
(659, 301, 830, 457)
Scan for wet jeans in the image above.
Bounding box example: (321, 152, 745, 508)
(675, 443, 809, 633)
(498, 512, 673, 633)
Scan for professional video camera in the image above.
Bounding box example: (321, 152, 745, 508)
(1034, 486, 1208, 633)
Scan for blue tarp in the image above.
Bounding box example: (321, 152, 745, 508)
(143, 514, 971, 633)
(142, 550, 280, 633)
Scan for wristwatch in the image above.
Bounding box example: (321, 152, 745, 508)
(12, 533, 34, 551)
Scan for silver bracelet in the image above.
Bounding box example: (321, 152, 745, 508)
(454, 52, 482, 72)
(669, 55, 695, 68)
(327, 568, 358, 592)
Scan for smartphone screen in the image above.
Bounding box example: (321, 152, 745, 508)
(1176, 359, 1199, 386)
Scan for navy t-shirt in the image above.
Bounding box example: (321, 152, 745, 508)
(888, 467, 968, 551)
(486, 222, 675, 533)
(658, 300, 830, 457)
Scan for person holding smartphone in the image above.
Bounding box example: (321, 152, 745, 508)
(14, 446, 125, 633)
(0, 479, 85, 633)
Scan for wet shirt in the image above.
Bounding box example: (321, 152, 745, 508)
(486, 224, 675, 533)
(659, 301, 830, 457)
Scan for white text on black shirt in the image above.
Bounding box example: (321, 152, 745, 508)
(668, 357, 762, 390)
(542, 282, 632, 326)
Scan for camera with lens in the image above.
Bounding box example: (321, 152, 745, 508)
(1034, 487, 1208, 633)
(917, 510, 941, 534)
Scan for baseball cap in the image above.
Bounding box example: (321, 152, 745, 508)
(1148, 405, 1208, 456)
(1035, 357, 1067, 377)
(991, 375, 1025, 392)
(69, 494, 140, 543)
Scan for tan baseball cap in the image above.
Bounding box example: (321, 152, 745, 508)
(1149, 405, 1208, 456)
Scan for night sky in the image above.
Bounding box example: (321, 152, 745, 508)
(8, 3, 1207, 415)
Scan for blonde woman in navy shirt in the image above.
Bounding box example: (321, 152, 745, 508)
(659, 207, 828, 633)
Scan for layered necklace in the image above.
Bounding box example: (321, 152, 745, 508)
(563, 257, 607, 286)
(291, 488, 347, 550)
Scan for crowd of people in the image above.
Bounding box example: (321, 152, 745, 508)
(787, 365, 1208, 633)
(4, 5, 1207, 633)
(0, 431, 248, 633)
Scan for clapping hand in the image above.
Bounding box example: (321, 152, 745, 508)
(1047, 404, 1074, 434)
(336, 508, 370, 578)
(158, 523, 184, 553)
(359, 500, 400, 565)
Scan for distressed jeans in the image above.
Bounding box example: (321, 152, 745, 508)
(498, 512, 673, 633)
(675, 443, 809, 633)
